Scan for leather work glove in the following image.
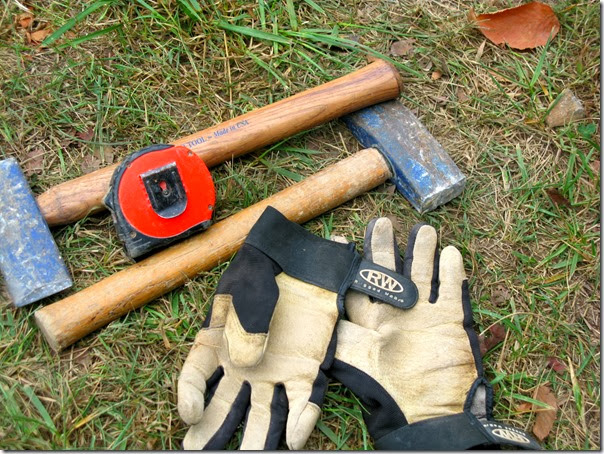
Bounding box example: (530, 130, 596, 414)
(330, 218, 541, 450)
(177, 207, 414, 450)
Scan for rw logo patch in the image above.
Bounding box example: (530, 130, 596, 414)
(359, 269, 404, 293)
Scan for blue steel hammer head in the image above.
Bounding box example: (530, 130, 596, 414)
(0, 158, 72, 306)
(343, 100, 466, 212)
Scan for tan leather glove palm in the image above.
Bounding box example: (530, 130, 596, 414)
(330, 219, 541, 450)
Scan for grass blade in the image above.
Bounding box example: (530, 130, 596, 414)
(22, 386, 57, 433)
(302, 0, 326, 14)
(246, 52, 289, 89)
(285, 0, 298, 30)
(43, 0, 115, 46)
(217, 20, 290, 44)
(57, 24, 121, 49)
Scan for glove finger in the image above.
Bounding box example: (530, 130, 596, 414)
(346, 218, 405, 329)
(183, 376, 250, 450)
(219, 244, 280, 368)
(434, 245, 466, 324)
(403, 223, 438, 304)
(239, 384, 287, 450)
(178, 328, 223, 425)
(284, 381, 322, 450)
(364, 217, 403, 272)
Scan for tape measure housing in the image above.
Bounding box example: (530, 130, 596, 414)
(105, 144, 215, 258)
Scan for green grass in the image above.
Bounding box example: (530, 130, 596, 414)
(0, 0, 600, 450)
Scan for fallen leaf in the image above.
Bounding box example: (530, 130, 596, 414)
(100, 146, 115, 165)
(589, 159, 600, 176)
(475, 39, 487, 60)
(546, 89, 586, 128)
(456, 87, 470, 103)
(517, 402, 533, 413)
(470, 2, 560, 50)
(545, 188, 571, 207)
(16, 13, 34, 29)
(547, 357, 567, 374)
(27, 27, 52, 45)
(431, 70, 442, 80)
(479, 323, 507, 356)
(23, 149, 45, 176)
(81, 154, 101, 174)
(491, 284, 510, 306)
(390, 39, 415, 57)
(77, 127, 95, 142)
(532, 384, 558, 441)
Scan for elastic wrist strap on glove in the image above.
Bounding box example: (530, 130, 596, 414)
(245, 207, 418, 310)
(376, 412, 541, 450)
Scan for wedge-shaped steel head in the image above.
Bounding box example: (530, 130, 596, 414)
(344, 100, 466, 212)
(0, 158, 72, 306)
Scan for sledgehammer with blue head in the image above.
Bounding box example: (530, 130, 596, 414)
(35, 98, 467, 352)
(344, 100, 465, 212)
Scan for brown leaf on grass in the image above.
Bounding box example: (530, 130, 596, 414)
(77, 127, 95, 142)
(545, 188, 571, 207)
(590, 159, 600, 176)
(532, 384, 558, 441)
(491, 284, 510, 306)
(100, 146, 115, 165)
(475, 39, 487, 60)
(81, 154, 101, 174)
(16, 13, 34, 29)
(517, 402, 532, 413)
(456, 87, 470, 103)
(390, 39, 415, 57)
(547, 357, 567, 374)
(469, 2, 560, 50)
(479, 323, 507, 356)
(26, 27, 52, 45)
(23, 149, 45, 176)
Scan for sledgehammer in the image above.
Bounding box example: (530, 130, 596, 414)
(35, 100, 465, 351)
(0, 60, 401, 306)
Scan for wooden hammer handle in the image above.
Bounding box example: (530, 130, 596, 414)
(37, 60, 401, 227)
(34, 148, 392, 351)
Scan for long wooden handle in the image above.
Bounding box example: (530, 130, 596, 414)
(37, 60, 401, 227)
(34, 148, 392, 351)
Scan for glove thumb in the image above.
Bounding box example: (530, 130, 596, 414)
(218, 244, 281, 368)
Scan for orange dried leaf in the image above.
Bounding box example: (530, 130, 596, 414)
(16, 13, 34, 29)
(28, 27, 52, 44)
(532, 384, 558, 441)
(517, 402, 532, 413)
(470, 2, 560, 50)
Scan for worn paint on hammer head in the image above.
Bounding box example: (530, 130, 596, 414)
(0, 158, 72, 306)
(343, 100, 466, 212)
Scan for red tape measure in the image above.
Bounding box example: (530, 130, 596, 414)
(105, 144, 215, 258)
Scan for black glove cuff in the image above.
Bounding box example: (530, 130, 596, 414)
(375, 412, 541, 450)
(247, 207, 418, 308)
(245, 206, 360, 293)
